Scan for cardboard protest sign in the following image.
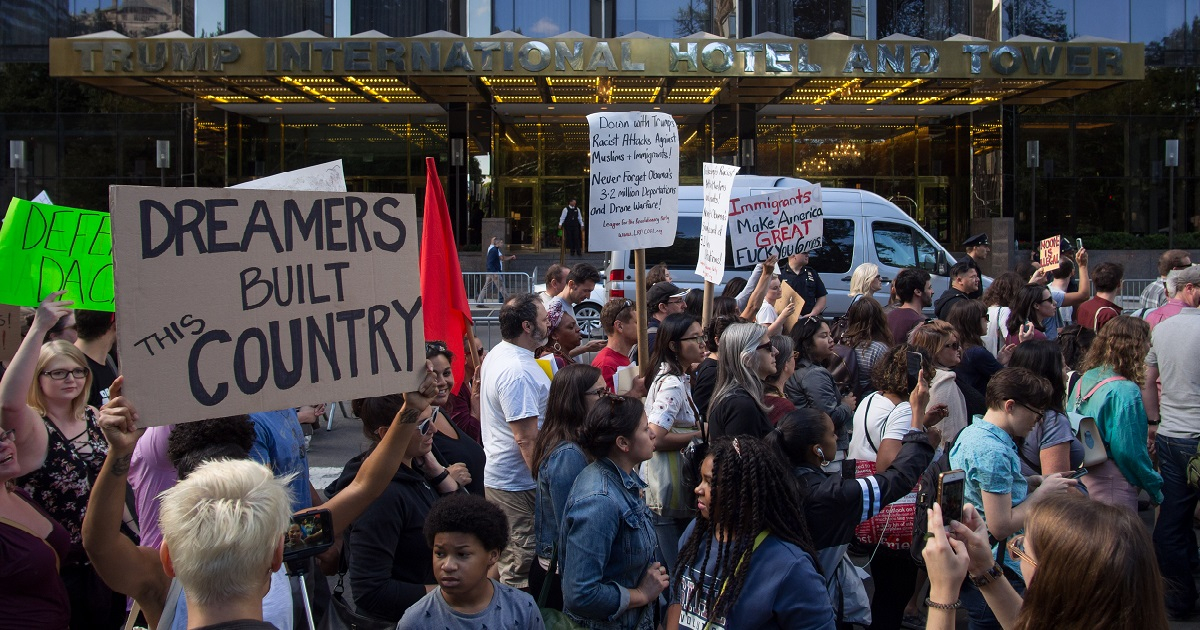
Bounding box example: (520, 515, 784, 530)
(1038, 235, 1062, 271)
(231, 160, 347, 193)
(695, 163, 740, 285)
(586, 111, 679, 252)
(109, 186, 425, 426)
(0, 305, 21, 363)
(728, 185, 824, 268)
(773, 282, 805, 333)
(0, 198, 114, 311)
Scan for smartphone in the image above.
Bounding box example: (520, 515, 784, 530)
(937, 469, 966, 523)
(841, 458, 856, 480)
(1068, 467, 1089, 479)
(1076, 238, 1084, 251)
(906, 351, 924, 392)
(282, 509, 334, 563)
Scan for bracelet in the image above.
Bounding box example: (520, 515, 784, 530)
(925, 597, 962, 610)
(969, 562, 1005, 587)
(428, 469, 450, 486)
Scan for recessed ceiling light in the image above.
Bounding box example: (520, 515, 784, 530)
(548, 106, 555, 110)
(814, 107, 822, 111)
(653, 106, 660, 110)
(865, 107, 874, 111)
(328, 106, 336, 110)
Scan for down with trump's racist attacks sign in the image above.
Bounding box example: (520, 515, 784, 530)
(109, 186, 426, 426)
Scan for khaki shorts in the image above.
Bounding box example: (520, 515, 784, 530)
(485, 487, 537, 589)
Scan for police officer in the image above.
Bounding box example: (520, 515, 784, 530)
(780, 252, 827, 316)
(961, 233, 990, 299)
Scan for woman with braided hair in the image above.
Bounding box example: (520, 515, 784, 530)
(666, 437, 835, 629)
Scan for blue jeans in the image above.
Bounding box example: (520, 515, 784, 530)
(1153, 434, 1200, 615)
(960, 573, 1025, 630)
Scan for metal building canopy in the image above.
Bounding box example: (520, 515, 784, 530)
(50, 34, 1143, 111)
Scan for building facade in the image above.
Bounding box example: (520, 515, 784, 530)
(2, 0, 1196, 256)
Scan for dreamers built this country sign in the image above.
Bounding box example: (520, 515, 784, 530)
(110, 186, 426, 426)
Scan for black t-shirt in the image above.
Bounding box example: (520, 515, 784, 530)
(431, 409, 486, 495)
(691, 358, 719, 421)
(780, 265, 828, 315)
(707, 387, 772, 440)
(85, 354, 117, 409)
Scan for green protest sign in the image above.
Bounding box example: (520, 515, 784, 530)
(0, 198, 114, 311)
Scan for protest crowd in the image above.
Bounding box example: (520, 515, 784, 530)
(3, 169, 1200, 630)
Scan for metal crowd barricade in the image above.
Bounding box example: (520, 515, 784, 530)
(461, 272, 534, 305)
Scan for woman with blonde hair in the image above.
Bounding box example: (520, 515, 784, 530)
(0, 292, 123, 628)
(923, 492, 1168, 630)
(1074, 315, 1162, 510)
(849, 262, 883, 300)
(909, 320, 970, 445)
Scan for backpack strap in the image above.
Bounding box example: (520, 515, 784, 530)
(1093, 305, 1119, 330)
(862, 393, 880, 453)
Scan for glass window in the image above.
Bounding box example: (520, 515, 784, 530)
(873, 221, 916, 268)
(808, 218, 855, 274)
(1131, 0, 1186, 65)
(1002, 0, 1072, 41)
(352, 0, 448, 36)
(495, 0, 580, 35)
(617, 0, 707, 37)
(913, 228, 939, 273)
(1074, 1, 1128, 41)
(226, 0, 332, 37)
(876, 0, 970, 39)
(756, 0, 852, 38)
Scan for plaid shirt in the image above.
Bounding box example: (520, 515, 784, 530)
(1138, 278, 1169, 311)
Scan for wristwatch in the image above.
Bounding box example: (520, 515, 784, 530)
(969, 562, 1004, 587)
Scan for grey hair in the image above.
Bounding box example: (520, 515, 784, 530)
(158, 459, 294, 607)
(709, 322, 772, 415)
(1167, 266, 1200, 296)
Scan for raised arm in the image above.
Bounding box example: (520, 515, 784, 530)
(0, 292, 73, 475)
(739, 257, 778, 320)
(83, 378, 172, 627)
(308, 362, 437, 534)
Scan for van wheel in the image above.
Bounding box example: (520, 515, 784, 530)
(575, 302, 603, 337)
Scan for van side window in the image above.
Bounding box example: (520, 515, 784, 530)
(872, 221, 940, 273)
(805, 218, 854, 274)
(644, 217, 733, 268)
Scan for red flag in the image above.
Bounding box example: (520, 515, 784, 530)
(420, 157, 473, 395)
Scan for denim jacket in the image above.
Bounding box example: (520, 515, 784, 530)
(535, 441, 589, 561)
(560, 458, 662, 630)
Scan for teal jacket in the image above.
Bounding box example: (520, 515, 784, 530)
(1075, 367, 1163, 503)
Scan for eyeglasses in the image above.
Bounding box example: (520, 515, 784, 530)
(680, 335, 706, 346)
(40, 367, 88, 381)
(0, 429, 14, 444)
(600, 391, 627, 405)
(1017, 402, 1046, 419)
(584, 387, 607, 397)
(1008, 534, 1036, 567)
(943, 342, 961, 350)
(417, 418, 435, 436)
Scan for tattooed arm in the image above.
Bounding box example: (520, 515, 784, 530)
(82, 378, 172, 628)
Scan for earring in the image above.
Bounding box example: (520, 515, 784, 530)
(816, 446, 830, 467)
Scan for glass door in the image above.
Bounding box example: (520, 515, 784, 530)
(501, 180, 539, 249)
(918, 177, 950, 243)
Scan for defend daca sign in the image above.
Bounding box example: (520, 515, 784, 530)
(110, 186, 426, 427)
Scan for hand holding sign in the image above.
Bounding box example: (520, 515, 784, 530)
(32, 291, 74, 335)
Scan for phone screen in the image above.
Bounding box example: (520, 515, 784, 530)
(906, 351, 924, 391)
(1076, 238, 1084, 251)
(938, 471, 966, 523)
(1069, 467, 1089, 479)
(283, 509, 334, 563)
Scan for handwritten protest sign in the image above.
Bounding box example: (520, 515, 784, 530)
(0, 198, 114, 311)
(587, 111, 679, 252)
(0, 305, 21, 363)
(728, 184, 824, 268)
(109, 186, 425, 426)
(695, 163, 740, 284)
(1038, 235, 1061, 271)
(231, 160, 347, 193)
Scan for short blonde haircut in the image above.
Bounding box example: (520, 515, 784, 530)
(28, 340, 92, 420)
(849, 263, 880, 297)
(158, 459, 294, 606)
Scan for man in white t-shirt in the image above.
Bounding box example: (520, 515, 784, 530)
(479, 293, 552, 589)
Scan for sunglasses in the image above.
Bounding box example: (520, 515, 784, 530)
(755, 341, 774, 352)
(943, 342, 961, 350)
(617, 299, 634, 316)
(417, 418, 435, 436)
(1008, 534, 1036, 567)
(584, 387, 607, 397)
(41, 367, 89, 381)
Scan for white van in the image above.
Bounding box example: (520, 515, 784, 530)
(602, 175, 971, 318)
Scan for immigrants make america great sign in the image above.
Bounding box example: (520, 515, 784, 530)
(728, 184, 824, 268)
(586, 111, 680, 252)
(109, 186, 425, 426)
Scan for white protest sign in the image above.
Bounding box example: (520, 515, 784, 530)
(728, 184, 824, 268)
(232, 160, 347, 193)
(31, 191, 52, 204)
(586, 112, 679, 252)
(695, 163, 740, 284)
(109, 186, 424, 426)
